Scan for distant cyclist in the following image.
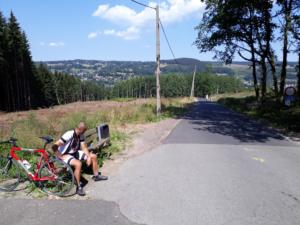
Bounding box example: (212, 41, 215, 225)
(52, 122, 107, 196)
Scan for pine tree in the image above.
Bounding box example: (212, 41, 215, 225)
(20, 31, 34, 108)
(0, 11, 8, 111)
(7, 12, 25, 111)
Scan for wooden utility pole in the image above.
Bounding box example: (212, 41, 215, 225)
(155, 5, 161, 116)
(190, 65, 196, 99)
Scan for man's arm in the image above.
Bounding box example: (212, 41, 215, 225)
(81, 141, 93, 165)
(80, 142, 90, 158)
(53, 130, 73, 158)
(52, 140, 64, 158)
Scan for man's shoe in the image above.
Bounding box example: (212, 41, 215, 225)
(92, 174, 108, 181)
(76, 186, 86, 196)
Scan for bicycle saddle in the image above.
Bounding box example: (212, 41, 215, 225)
(39, 136, 54, 144)
(9, 137, 18, 142)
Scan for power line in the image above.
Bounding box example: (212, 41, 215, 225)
(159, 18, 185, 74)
(159, 19, 178, 63)
(129, 0, 156, 10)
(129, 0, 179, 65)
(129, 1, 185, 74)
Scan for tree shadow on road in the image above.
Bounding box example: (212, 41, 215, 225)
(180, 102, 286, 144)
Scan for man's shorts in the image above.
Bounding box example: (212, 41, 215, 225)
(62, 150, 88, 165)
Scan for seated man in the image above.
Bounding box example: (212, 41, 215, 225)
(52, 122, 107, 196)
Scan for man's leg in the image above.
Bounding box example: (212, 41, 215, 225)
(70, 159, 85, 196)
(61, 155, 85, 196)
(89, 153, 99, 176)
(89, 153, 108, 181)
(69, 159, 82, 187)
(78, 151, 99, 176)
(77, 151, 108, 181)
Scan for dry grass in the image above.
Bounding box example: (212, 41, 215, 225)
(0, 97, 192, 150)
(211, 91, 254, 102)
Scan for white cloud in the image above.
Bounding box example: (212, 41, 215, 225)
(91, 1, 205, 40)
(88, 32, 100, 39)
(93, 1, 205, 26)
(49, 42, 65, 47)
(104, 29, 116, 35)
(103, 27, 139, 40)
(92, 4, 110, 17)
(40, 42, 65, 47)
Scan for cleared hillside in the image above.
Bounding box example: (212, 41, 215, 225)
(0, 98, 192, 157)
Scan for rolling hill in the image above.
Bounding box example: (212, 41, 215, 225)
(39, 58, 298, 86)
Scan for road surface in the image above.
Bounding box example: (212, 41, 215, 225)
(89, 101, 300, 225)
(1, 101, 300, 225)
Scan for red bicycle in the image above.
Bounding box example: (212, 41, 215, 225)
(0, 137, 75, 196)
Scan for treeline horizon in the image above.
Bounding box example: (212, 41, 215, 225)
(111, 73, 243, 99)
(195, 0, 300, 100)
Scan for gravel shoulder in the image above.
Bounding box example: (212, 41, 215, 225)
(100, 118, 181, 177)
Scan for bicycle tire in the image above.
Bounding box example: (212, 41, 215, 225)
(0, 155, 20, 191)
(38, 158, 75, 197)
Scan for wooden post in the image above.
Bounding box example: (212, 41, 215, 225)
(156, 6, 161, 116)
(190, 65, 196, 99)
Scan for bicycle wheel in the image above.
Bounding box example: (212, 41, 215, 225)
(38, 158, 74, 197)
(0, 155, 20, 191)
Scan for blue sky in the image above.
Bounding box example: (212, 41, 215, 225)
(0, 0, 298, 62)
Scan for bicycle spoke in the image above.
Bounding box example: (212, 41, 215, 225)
(38, 158, 74, 196)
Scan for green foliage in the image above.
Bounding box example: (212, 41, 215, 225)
(196, 0, 300, 99)
(97, 131, 129, 166)
(0, 11, 37, 111)
(34, 64, 108, 108)
(218, 94, 300, 132)
(111, 73, 244, 99)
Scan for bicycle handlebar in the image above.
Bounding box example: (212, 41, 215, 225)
(0, 138, 18, 146)
(0, 136, 54, 149)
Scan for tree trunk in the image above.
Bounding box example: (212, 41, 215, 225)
(280, 21, 289, 95)
(268, 54, 279, 97)
(280, 0, 293, 96)
(260, 57, 267, 100)
(297, 52, 300, 100)
(251, 45, 259, 99)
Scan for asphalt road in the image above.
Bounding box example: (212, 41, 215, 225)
(1, 101, 300, 225)
(89, 101, 300, 225)
(0, 198, 142, 225)
(163, 101, 295, 146)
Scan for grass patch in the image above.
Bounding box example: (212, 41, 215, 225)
(0, 98, 192, 180)
(218, 93, 300, 133)
(96, 131, 129, 167)
(211, 90, 254, 102)
(110, 98, 136, 102)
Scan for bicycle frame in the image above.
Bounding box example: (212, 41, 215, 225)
(9, 146, 57, 182)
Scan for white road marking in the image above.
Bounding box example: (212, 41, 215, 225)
(252, 156, 265, 163)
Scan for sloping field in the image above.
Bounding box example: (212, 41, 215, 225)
(0, 98, 191, 149)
